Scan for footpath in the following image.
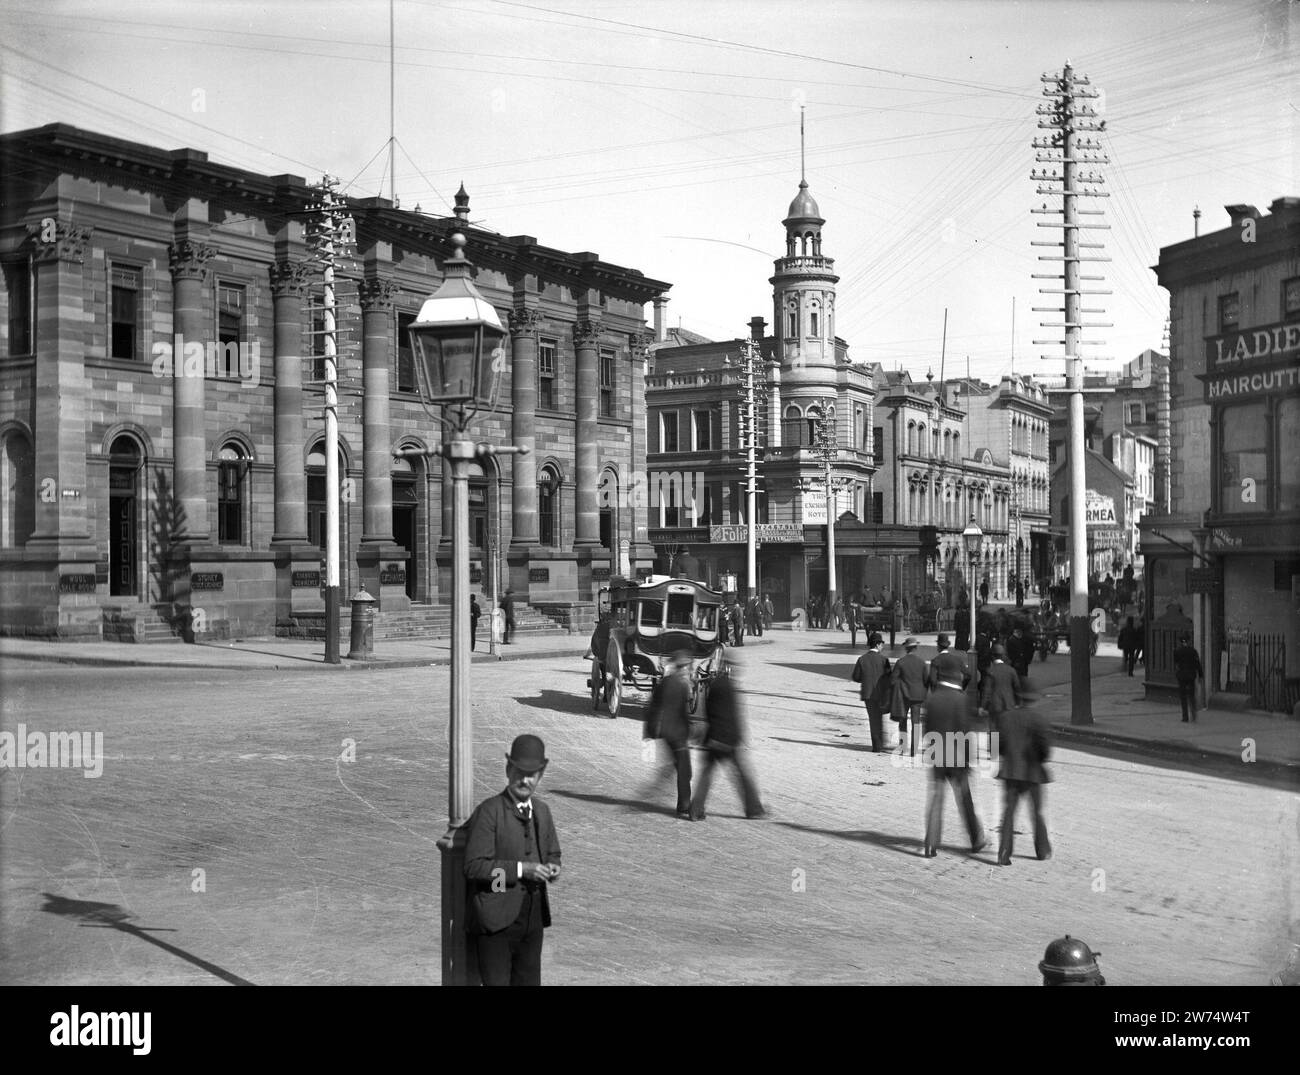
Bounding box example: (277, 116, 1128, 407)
(2, 625, 1297, 778)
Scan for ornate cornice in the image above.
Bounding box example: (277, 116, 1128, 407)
(168, 240, 216, 281)
(358, 276, 399, 311)
(507, 307, 545, 338)
(268, 260, 312, 299)
(573, 319, 603, 347)
(27, 221, 93, 265)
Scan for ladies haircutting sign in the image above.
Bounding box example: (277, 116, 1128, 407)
(1202, 320, 1300, 401)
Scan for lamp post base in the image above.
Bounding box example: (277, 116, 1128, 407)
(438, 824, 476, 985)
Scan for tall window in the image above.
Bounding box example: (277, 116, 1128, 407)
(1278, 398, 1300, 511)
(308, 293, 329, 383)
(538, 468, 559, 546)
(1218, 292, 1240, 333)
(693, 409, 711, 451)
(806, 405, 823, 446)
(2, 257, 33, 355)
(660, 411, 679, 452)
(1219, 401, 1268, 513)
(873, 491, 884, 524)
(599, 348, 615, 417)
(1, 430, 34, 546)
(783, 405, 804, 446)
(538, 338, 557, 409)
(873, 426, 883, 461)
(110, 265, 141, 360)
(395, 310, 416, 393)
(216, 282, 245, 377)
(217, 443, 246, 544)
(1284, 278, 1300, 318)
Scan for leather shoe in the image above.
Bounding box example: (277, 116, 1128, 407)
(971, 835, 988, 855)
(997, 854, 1012, 866)
(1037, 849, 1053, 861)
(923, 846, 938, 858)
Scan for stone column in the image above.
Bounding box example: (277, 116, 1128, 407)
(358, 277, 398, 543)
(508, 308, 543, 546)
(269, 260, 310, 543)
(574, 319, 602, 546)
(168, 239, 216, 540)
(27, 222, 93, 546)
(629, 330, 655, 565)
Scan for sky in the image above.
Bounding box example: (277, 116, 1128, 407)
(2, 0, 1295, 383)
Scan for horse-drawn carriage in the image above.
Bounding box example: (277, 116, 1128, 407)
(586, 575, 725, 717)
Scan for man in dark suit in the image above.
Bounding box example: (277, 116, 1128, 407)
(890, 637, 928, 756)
(928, 633, 968, 691)
(500, 592, 516, 644)
(1006, 625, 1031, 679)
(1173, 634, 1203, 722)
(464, 734, 563, 986)
(979, 643, 1022, 716)
(470, 594, 481, 652)
(690, 657, 764, 820)
(851, 632, 892, 751)
(1117, 616, 1140, 677)
(656, 651, 695, 817)
(992, 697, 1052, 865)
(921, 665, 987, 858)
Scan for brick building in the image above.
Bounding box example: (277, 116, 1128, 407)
(0, 124, 668, 640)
(1140, 197, 1300, 710)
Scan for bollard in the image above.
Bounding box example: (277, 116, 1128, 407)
(347, 589, 376, 660)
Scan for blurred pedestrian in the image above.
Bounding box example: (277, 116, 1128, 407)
(729, 602, 745, 646)
(646, 651, 694, 817)
(992, 692, 1052, 865)
(501, 591, 516, 645)
(852, 632, 892, 751)
(847, 595, 861, 647)
(470, 594, 481, 652)
(690, 657, 764, 820)
(1173, 634, 1203, 723)
(761, 594, 774, 630)
(1117, 616, 1140, 676)
(890, 636, 928, 756)
(922, 663, 987, 858)
(928, 633, 968, 690)
(464, 734, 562, 986)
(1006, 625, 1031, 678)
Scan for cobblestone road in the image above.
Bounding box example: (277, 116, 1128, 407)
(1, 631, 1295, 985)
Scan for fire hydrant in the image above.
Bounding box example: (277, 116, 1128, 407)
(347, 589, 376, 660)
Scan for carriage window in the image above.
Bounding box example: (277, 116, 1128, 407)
(667, 594, 694, 627)
(639, 600, 664, 628)
(694, 606, 717, 630)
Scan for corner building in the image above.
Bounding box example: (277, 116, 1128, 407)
(0, 124, 668, 640)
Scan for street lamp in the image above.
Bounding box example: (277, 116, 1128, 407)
(396, 223, 527, 986)
(962, 515, 983, 652)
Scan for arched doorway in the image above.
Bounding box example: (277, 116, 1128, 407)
(306, 442, 351, 595)
(108, 435, 141, 597)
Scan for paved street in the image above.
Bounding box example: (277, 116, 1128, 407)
(1, 630, 1296, 985)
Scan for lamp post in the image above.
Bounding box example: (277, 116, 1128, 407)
(395, 223, 527, 986)
(962, 515, 983, 653)
(812, 398, 851, 624)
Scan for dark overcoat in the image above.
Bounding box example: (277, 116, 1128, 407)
(464, 790, 562, 934)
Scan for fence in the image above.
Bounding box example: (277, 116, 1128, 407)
(1247, 632, 1298, 714)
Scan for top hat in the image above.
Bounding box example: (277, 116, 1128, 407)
(903, 636, 919, 649)
(506, 734, 548, 773)
(936, 633, 951, 649)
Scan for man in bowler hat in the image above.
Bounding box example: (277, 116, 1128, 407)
(464, 734, 562, 985)
(990, 685, 1052, 865)
(851, 632, 892, 751)
(922, 664, 987, 858)
(890, 637, 928, 756)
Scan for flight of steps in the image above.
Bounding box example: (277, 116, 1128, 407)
(102, 605, 186, 643)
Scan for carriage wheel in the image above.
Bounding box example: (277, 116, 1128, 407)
(604, 639, 623, 717)
(590, 655, 603, 710)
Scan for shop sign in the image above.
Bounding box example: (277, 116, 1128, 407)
(1186, 568, 1219, 593)
(1204, 319, 1300, 372)
(709, 523, 804, 544)
(1085, 490, 1116, 526)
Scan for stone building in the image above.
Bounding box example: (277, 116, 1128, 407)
(1140, 197, 1300, 710)
(0, 123, 668, 640)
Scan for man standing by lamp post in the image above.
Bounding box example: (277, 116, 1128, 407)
(396, 212, 528, 985)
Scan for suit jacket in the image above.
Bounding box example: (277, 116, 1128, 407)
(891, 652, 929, 703)
(464, 790, 562, 935)
(656, 672, 693, 743)
(703, 673, 745, 747)
(922, 682, 976, 769)
(928, 649, 968, 690)
(980, 660, 1021, 715)
(995, 706, 1052, 784)
(851, 649, 891, 707)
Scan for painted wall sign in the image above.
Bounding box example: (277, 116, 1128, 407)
(292, 571, 321, 588)
(1084, 490, 1117, 526)
(1204, 319, 1300, 372)
(191, 572, 225, 591)
(379, 565, 406, 585)
(709, 523, 804, 544)
(529, 568, 550, 583)
(58, 574, 96, 593)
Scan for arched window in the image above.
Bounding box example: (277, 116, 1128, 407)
(809, 299, 820, 339)
(217, 442, 248, 545)
(538, 466, 560, 547)
(806, 404, 823, 447)
(1, 429, 34, 547)
(783, 404, 804, 447)
(952, 431, 960, 459)
(916, 423, 925, 457)
(943, 429, 951, 460)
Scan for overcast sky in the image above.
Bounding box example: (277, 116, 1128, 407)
(2, 0, 1294, 381)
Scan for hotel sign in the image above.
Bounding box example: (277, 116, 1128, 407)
(1203, 320, 1300, 401)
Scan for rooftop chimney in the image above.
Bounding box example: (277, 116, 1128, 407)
(749, 316, 766, 342)
(1225, 204, 1260, 228)
(653, 295, 668, 342)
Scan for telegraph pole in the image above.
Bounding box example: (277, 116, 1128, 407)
(737, 338, 764, 603)
(813, 397, 851, 622)
(307, 176, 349, 664)
(1032, 62, 1112, 724)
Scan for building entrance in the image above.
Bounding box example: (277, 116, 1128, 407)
(108, 437, 139, 597)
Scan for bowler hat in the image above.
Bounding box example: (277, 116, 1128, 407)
(936, 633, 951, 649)
(506, 734, 548, 773)
(903, 636, 919, 649)
(992, 642, 1008, 658)
(868, 632, 883, 647)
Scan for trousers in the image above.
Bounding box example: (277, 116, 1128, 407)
(475, 888, 544, 986)
(1177, 678, 1197, 722)
(924, 768, 984, 852)
(864, 701, 886, 751)
(999, 780, 1051, 861)
(690, 742, 762, 818)
(665, 737, 692, 814)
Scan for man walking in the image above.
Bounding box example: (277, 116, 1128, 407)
(928, 633, 968, 691)
(464, 734, 562, 986)
(470, 594, 481, 652)
(1173, 634, 1203, 723)
(1117, 615, 1140, 677)
(922, 663, 987, 858)
(655, 651, 695, 817)
(501, 591, 516, 645)
(991, 691, 1052, 865)
(852, 632, 892, 752)
(890, 637, 928, 756)
(690, 657, 765, 820)
(847, 595, 861, 647)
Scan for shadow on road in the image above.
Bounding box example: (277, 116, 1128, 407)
(40, 893, 255, 986)
(548, 787, 676, 817)
(768, 735, 874, 753)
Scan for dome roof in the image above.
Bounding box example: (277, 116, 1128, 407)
(785, 179, 823, 224)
